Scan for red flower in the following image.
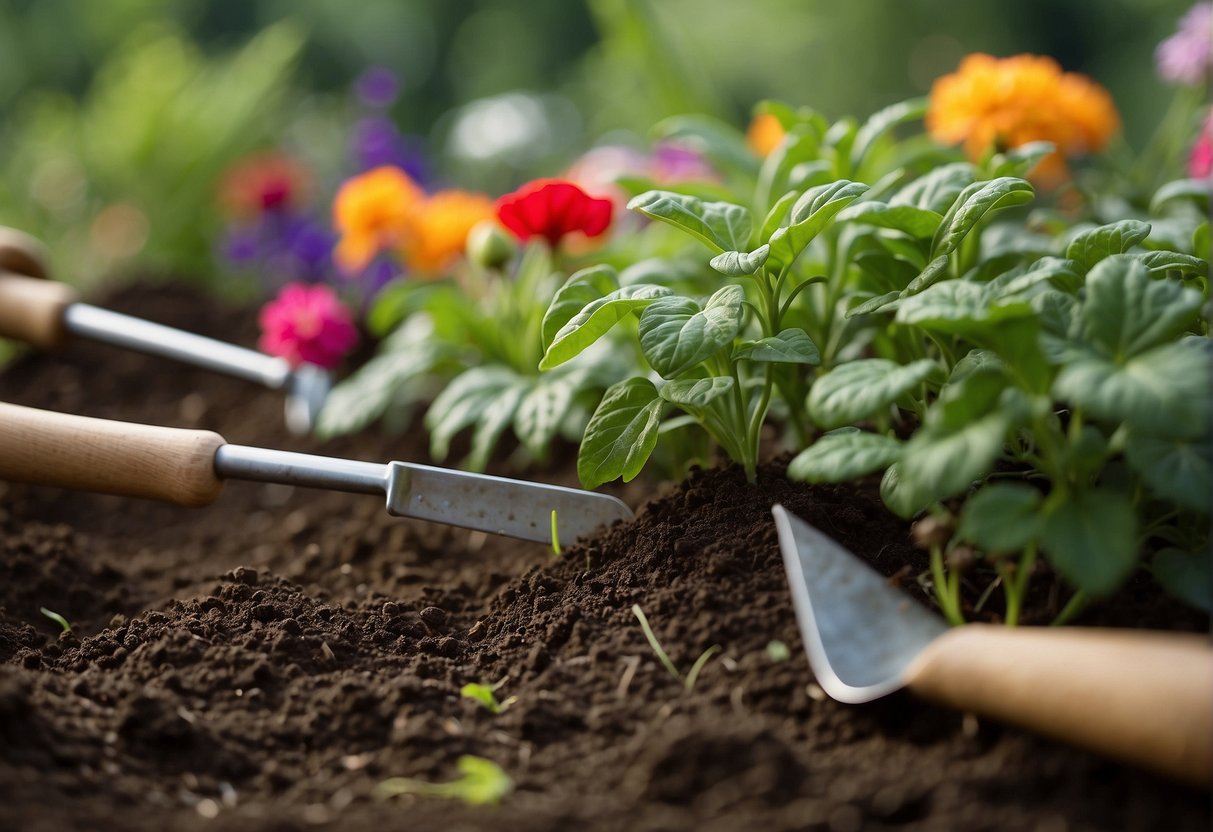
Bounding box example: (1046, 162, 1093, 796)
(220, 152, 308, 218)
(495, 179, 613, 248)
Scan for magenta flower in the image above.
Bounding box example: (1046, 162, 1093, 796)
(1156, 2, 1212, 85)
(258, 283, 359, 369)
(1190, 110, 1213, 178)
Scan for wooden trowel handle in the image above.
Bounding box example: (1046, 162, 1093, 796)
(0, 402, 225, 507)
(906, 624, 1212, 788)
(0, 227, 75, 349)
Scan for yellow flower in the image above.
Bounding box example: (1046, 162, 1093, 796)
(746, 112, 787, 157)
(403, 189, 496, 275)
(927, 54, 1119, 186)
(332, 166, 424, 273)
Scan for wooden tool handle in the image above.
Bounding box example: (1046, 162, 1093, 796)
(0, 272, 76, 349)
(906, 624, 1212, 788)
(0, 403, 226, 507)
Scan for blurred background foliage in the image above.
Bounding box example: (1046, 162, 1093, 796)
(0, 0, 1194, 289)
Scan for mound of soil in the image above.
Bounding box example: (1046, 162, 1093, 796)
(0, 283, 1208, 831)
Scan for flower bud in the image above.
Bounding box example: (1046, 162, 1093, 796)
(946, 545, 977, 574)
(466, 220, 516, 269)
(911, 515, 954, 549)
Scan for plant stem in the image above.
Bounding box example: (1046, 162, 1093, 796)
(1051, 591, 1088, 627)
(1000, 542, 1037, 627)
(930, 544, 965, 626)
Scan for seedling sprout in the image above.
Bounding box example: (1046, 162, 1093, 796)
(39, 607, 71, 633)
(461, 680, 517, 715)
(550, 509, 561, 557)
(374, 755, 513, 806)
(631, 603, 720, 691)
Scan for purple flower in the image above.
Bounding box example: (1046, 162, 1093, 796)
(350, 116, 431, 185)
(651, 141, 718, 183)
(355, 66, 399, 108)
(1157, 2, 1212, 85)
(222, 225, 262, 265)
(283, 217, 336, 280)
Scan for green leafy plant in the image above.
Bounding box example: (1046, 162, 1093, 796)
(631, 603, 720, 691)
(375, 756, 512, 806)
(39, 606, 71, 633)
(460, 680, 517, 715)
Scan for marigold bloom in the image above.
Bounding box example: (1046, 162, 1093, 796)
(927, 54, 1119, 186)
(220, 152, 308, 217)
(405, 189, 496, 274)
(258, 283, 358, 370)
(333, 166, 424, 273)
(496, 179, 613, 248)
(746, 113, 786, 157)
(1156, 2, 1212, 86)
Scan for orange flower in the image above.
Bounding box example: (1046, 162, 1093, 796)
(926, 54, 1119, 186)
(332, 166, 425, 273)
(404, 189, 496, 274)
(746, 112, 786, 157)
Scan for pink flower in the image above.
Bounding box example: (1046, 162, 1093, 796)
(1190, 110, 1213, 178)
(1156, 2, 1212, 85)
(258, 283, 359, 369)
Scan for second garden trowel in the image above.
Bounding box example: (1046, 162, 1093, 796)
(771, 504, 1213, 789)
(0, 402, 633, 545)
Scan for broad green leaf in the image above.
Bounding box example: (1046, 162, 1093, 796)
(875, 234, 929, 269)
(854, 250, 921, 291)
(1065, 220, 1151, 272)
(577, 378, 665, 488)
(788, 431, 902, 483)
(988, 257, 1082, 299)
(1131, 250, 1209, 277)
(845, 290, 902, 318)
(627, 190, 750, 253)
(733, 328, 820, 364)
(710, 245, 770, 276)
(901, 254, 950, 295)
(927, 371, 1016, 433)
(891, 162, 976, 214)
(850, 97, 928, 172)
(1079, 256, 1202, 360)
(467, 382, 528, 471)
(895, 280, 1034, 335)
(1041, 489, 1138, 597)
(836, 201, 942, 238)
(931, 177, 1035, 259)
(808, 358, 944, 429)
(949, 349, 1005, 382)
(759, 191, 798, 243)
(540, 284, 671, 370)
(516, 371, 581, 457)
(1195, 222, 1210, 260)
(897, 408, 1014, 510)
(989, 141, 1055, 179)
(1053, 341, 1211, 439)
(659, 377, 735, 407)
(638, 285, 745, 378)
(1124, 432, 1212, 511)
(955, 483, 1043, 553)
(542, 265, 619, 349)
(1152, 549, 1213, 611)
(880, 463, 920, 518)
(426, 366, 521, 461)
(1149, 178, 1210, 214)
(768, 180, 869, 265)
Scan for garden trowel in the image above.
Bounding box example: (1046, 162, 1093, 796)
(771, 504, 1213, 789)
(0, 402, 633, 545)
(0, 227, 328, 435)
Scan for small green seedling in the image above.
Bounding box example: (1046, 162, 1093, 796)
(765, 640, 791, 662)
(39, 607, 71, 634)
(374, 755, 513, 806)
(460, 680, 517, 715)
(550, 509, 561, 557)
(631, 603, 720, 691)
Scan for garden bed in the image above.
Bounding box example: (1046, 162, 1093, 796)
(0, 284, 1207, 831)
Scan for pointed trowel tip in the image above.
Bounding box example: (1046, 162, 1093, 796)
(771, 504, 947, 704)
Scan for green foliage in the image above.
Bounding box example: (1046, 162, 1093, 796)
(461, 681, 517, 715)
(375, 756, 513, 806)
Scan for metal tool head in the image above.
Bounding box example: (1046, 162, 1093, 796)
(772, 504, 947, 703)
(284, 363, 332, 436)
(385, 461, 634, 544)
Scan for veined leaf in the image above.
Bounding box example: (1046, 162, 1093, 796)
(1065, 220, 1151, 272)
(896, 408, 1013, 511)
(895, 280, 1034, 335)
(808, 358, 944, 429)
(659, 377, 735, 407)
(1130, 250, 1209, 277)
(837, 201, 942, 238)
(516, 370, 583, 457)
(1124, 432, 1213, 511)
(989, 141, 1055, 179)
(1150, 178, 1210, 214)
(955, 483, 1043, 553)
(467, 382, 528, 472)
(1053, 341, 1211, 439)
(931, 177, 1035, 259)
(733, 328, 820, 364)
(890, 162, 976, 214)
(577, 378, 665, 488)
(758, 191, 798, 244)
(1041, 489, 1138, 597)
(850, 97, 928, 173)
(986, 257, 1082, 299)
(1079, 256, 1203, 360)
(540, 284, 671, 370)
(627, 190, 750, 253)
(901, 254, 951, 295)
(542, 265, 619, 349)
(638, 285, 745, 378)
(426, 366, 522, 461)
(845, 290, 902, 318)
(788, 431, 902, 483)
(710, 245, 770, 276)
(879, 462, 919, 518)
(768, 180, 869, 266)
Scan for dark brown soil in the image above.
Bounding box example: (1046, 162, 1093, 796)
(1, 283, 1208, 832)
